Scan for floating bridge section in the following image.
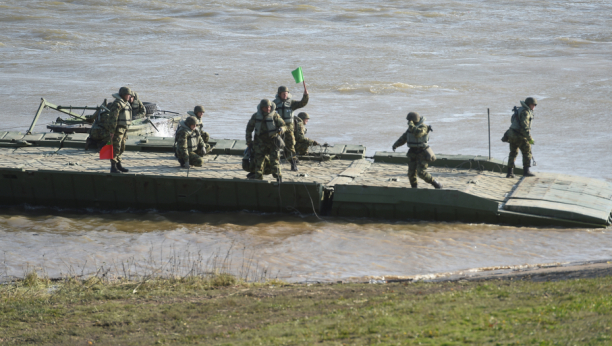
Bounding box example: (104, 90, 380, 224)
(1, 131, 611, 228)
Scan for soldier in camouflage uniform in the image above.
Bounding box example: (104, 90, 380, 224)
(504, 97, 537, 178)
(89, 86, 133, 173)
(175, 116, 205, 169)
(245, 99, 287, 181)
(187, 105, 212, 154)
(392, 112, 443, 189)
(294, 112, 319, 155)
(111, 89, 146, 119)
(273, 85, 309, 171)
(130, 92, 147, 119)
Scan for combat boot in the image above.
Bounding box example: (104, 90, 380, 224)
(110, 161, 121, 174)
(246, 172, 256, 179)
(506, 168, 515, 178)
(411, 183, 418, 189)
(116, 162, 129, 173)
(432, 180, 443, 189)
(290, 158, 298, 172)
(523, 167, 535, 177)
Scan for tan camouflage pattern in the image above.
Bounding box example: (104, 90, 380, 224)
(507, 131, 532, 169)
(294, 117, 314, 155)
(175, 123, 205, 166)
(131, 95, 146, 119)
(393, 120, 435, 185)
(111, 126, 127, 164)
(245, 108, 286, 179)
(273, 93, 308, 157)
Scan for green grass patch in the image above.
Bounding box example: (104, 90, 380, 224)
(1, 275, 612, 345)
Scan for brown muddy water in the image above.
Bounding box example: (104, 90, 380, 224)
(1, 0, 612, 280)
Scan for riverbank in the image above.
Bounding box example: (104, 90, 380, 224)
(2, 262, 611, 345)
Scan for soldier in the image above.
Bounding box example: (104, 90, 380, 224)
(175, 116, 206, 169)
(245, 99, 287, 181)
(392, 112, 443, 189)
(89, 86, 133, 173)
(294, 112, 319, 155)
(130, 91, 147, 119)
(504, 97, 537, 178)
(273, 84, 309, 171)
(111, 89, 146, 119)
(187, 105, 212, 154)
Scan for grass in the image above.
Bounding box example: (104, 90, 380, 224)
(1, 271, 612, 345)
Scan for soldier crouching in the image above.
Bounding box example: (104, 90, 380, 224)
(294, 112, 319, 155)
(175, 116, 206, 169)
(392, 112, 442, 189)
(187, 105, 213, 154)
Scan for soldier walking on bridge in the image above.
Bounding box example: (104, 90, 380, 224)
(245, 99, 287, 181)
(503, 97, 537, 178)
(392, 112, 442, 189)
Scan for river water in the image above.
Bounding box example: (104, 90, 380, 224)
(1, 0, 611, 281)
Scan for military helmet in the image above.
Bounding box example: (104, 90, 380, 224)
(525, 97, 538, 106)
(193, 105, 205, 114)
(259, 99, 272, 108)
(119, 86, 132, 97)
(277, 86, 289, 94)
(185, 116, 198, 127)
(297, 112, 310, 120)
(406, 112, 421, 122)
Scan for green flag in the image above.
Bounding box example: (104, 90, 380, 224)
(291, 67, 304, 83)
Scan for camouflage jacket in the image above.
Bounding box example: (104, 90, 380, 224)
(92, 97, 131, 135)
(131, 94, 147, 119)
(273, 93, 309, 130)
(194, 117, 210, 143)
(175, 121, 204, 161)
(293, 117, 314, 146)
(509, 100, 534, 139)
(393, 118, 430, 150)
(245, 104, 286, 146)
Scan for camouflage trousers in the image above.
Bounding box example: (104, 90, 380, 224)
(295, 140, 310, 155)
(252, 140, 281, 180)
(507, 134, 532, 169)
(112, 126, 128, 164)
(407, 148, 434, 185)
(178, 152, 203, 167)
(282, 131, 296, 159)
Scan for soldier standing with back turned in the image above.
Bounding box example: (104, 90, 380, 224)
(273, 84, 309, 171)
(503, 97, 537, 178)
(392, 112, 443, 189)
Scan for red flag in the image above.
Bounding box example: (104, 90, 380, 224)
(99, 142, 113, 160)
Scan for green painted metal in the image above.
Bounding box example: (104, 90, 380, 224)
(27, 98, 49, 135)
(331, 184, 500, 224)
(0, 167, 323, 214)
(503, 173, 612, 226)
(62, 133, 90, 148)
(2, 130, 610, 228)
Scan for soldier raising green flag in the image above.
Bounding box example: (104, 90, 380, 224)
(273, 67, 309, 171)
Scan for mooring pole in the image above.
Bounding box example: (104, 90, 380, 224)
(487, 108, 491, 161)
